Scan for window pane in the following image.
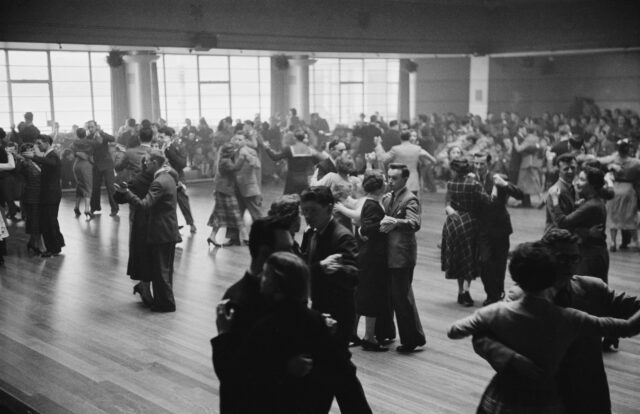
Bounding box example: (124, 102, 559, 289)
(340, 83, 363, 125)
(8, 51, 49, 80)
(0, 51, 6, 81)
(11, 83, 51, 130)
(90, 53, 112, 131)
(340, 59, 363, 83)
(157, 55, 167, 122)
(201, 83, 230, 123)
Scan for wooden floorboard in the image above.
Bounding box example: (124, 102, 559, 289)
(1, 181, 639, 414)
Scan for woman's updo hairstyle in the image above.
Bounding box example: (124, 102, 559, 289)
(582, 165, 605, 192)
(450, 158, 473, 175)
(362, 169, 385, 194)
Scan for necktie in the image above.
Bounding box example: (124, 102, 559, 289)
(308, 229, 318, 264)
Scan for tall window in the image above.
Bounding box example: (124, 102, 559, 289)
(1, 49, 112, 133)
(311, 58, 399, 127)
(157, 54, 271, 127)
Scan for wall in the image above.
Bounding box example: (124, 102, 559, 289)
(488, 52, 640, 116)
(414, 57, 470, 116)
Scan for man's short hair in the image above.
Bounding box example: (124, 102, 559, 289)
(127, 118, 137, 128)
(400, 131, 411, 141)
(24, 112, 33, 121)
(554, 153, 577, 167)
(473, 151, 492, 165)
(541, 228, 579, 247)
(158, 126, 175, 137)
(76, 128, 87, 139)
(140, 119, 152, 129)
(389, 120, 398, 128)
(328, 139, 343, 151)
(388, 163, 410, 178)
(37, 134, 53, 145)
(248, 216, 291, 259)
(509, 242, 556, 293)
(147, 149, 166, 166)
(300, 186, 335, 207)
(139, 127, 154, 143)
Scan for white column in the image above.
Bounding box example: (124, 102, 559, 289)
(468, 56, 489, 117)
(123, 51, 159, 121)
(288, 56, 313, 123)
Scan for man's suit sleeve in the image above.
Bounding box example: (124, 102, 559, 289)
(374, 144, 394, 164)
(395, 198, 421, 232)
(336, 231, 359, 278)
(504, 182, 524, 201)
(126, 179, 163, 209)
(600, 281, 640, 319)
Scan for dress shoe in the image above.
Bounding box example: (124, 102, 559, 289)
(189, 224, 197, 233)
(361, 340, 388, 352)
(609, 245, 617, 252)
(396, 344, 422, 354)
(376, 337, 396, 345)
(348, 335, 362, 347)
(85, 211, 95, 221)
(41, 251, 60, 258)
(0, 256, 4, 265)
(482, 297, 501, 307)
(74, 208, 81, 217)
(150, 305, 176, 313)
(109, 210, 118, 217)
(458, 292, 474, 307)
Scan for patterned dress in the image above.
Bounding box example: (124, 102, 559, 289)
(441, 176, 490, 281)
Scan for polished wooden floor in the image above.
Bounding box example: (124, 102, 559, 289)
(1, 181, 639, 414)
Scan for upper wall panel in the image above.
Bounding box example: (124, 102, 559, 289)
(1, 1, 638, 54)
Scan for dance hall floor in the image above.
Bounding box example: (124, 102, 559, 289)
(1, 181, 639, 414)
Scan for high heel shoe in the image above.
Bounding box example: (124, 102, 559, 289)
(207, 237, 221, 247)
(84, 211, 95, 221)
(74, 208, 81, 217)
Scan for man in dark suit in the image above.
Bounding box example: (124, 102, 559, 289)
(116, 150, 181, 312)
(473, 229, 640, 414)
(380, 163, 426, 353)
(211, 216, 295, 413)
(87, 120, 119, 216)
(314, 139, 346, 181)
(23, 135, 65, 257)
(243, 251, 371, 414)
(473, 152, 523, 305)
(300, 186, 359, 349)
(545, 153, 577, 232)
(159, 127, 196, 234)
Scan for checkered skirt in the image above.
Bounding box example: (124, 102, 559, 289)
(208, 191, 244, 229)
(441, 210, 478, 281)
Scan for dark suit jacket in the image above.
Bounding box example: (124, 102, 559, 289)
(243, 301, 371, 414)
(211, 272, 266, 414)
(126, 169, 181, 245)
(301, 218, 359, 297)
(89, 132, 115, 170)
(315, 158, 337, 181)
(33, 150, 62, 205)
(381, 187, 421, 269)
(473, 276, 640, 414)
(545, 178, 575, 232)
(478, 173, 523, 237)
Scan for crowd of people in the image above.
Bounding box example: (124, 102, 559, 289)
(1, 103, 640, 413)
